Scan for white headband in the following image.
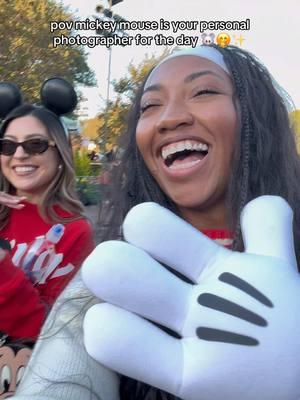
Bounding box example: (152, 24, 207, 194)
(147, 46, 230, 84)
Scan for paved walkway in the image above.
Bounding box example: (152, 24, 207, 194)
(84, 204, 99, 225)
(84, 204, 102, 244)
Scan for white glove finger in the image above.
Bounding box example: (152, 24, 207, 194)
(123, 202, 230, 283)
(83, 303, 182, 396)
(241, 196, 297, 269)
(82, 241, 191, 333)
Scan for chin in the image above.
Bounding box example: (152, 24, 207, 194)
(171, 198, 207, 211)
(168, 190, 210, 210)
(14, 185, 35, 192)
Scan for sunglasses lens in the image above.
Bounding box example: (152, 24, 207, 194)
(23, 139, 49, 154)
(0, 140, 17, 156)
(0, 139, 50, 155)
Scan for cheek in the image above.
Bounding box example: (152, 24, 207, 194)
(136, 128, 160, 178)
(0, 156, 10, 176)
(136, 121, 147, 152)
(35, 152, 59, 183)
(44, 151, 59, 169)
(219, 123, 238, 178)
(136, 122, 153, 165)
(48, 157, 59, 177)
(217, 103, 239, 155)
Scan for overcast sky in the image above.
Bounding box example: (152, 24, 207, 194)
(63, 0, 300, 117)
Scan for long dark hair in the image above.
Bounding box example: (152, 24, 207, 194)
(99, 45, 300, 400)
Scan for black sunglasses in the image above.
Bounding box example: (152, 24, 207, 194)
(0, 138, 56, 156)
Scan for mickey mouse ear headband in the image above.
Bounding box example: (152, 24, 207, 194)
(0, 82, 22, 119)
(0, 77, 77, 136)
(40, 77, 77, 115)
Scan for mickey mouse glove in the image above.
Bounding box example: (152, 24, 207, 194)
(82, 196, 300, 400)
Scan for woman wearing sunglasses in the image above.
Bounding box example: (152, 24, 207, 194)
(0, 100, 94, 342)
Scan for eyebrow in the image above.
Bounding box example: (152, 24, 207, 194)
(3, 133, 47, 140)
(143, 70, 224, 95)
(184, 70, 224, 83)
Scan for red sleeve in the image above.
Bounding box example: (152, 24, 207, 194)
(0, 252, 46, 340)
(38, 219, 95, 305)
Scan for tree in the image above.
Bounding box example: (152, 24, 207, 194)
(97, 50, 170, 152)
(290, 110, 300, 153)
(81, 117, 103, 140)
(0, 0, 95, 103)
(97, 98, 131, 152)
(113, 50, 170, 101)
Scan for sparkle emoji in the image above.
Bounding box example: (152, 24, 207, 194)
(216, 32, 231, 48)
(234, 34, 245, 46)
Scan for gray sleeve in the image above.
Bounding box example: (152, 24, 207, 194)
(13, 273, 120, 400)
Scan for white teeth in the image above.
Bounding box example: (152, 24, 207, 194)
(195, 143, 208, 151)
(161, 140, 209, 160)
(14, 166, 37, 173)
(169, 159, 201, 170)
(185, 140, 192, 150)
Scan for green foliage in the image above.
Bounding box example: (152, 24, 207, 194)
(0, 0, 96, 102)
(113, 50, 170, 101)
(73, 149, 92, 177)
(74, 150, 102, 205)
(97, 99, 130, 152)
(76, 176, 102, 206)
(91, 163, 102, 176)
(290, 110, 300, 153)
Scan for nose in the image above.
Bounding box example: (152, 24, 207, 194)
(155, 98, 194, 133)
(13, 144, 29, 158)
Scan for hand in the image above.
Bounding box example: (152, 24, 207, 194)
(0, 192, 26, 209)
(82, 196, 300, 400)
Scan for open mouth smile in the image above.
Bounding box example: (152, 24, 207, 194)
(161, 139, 209, 171)
(12, 165, 38, 176)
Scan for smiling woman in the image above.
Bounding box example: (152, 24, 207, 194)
(0, 80, 95, 398)
(13, 46, 300, 400)
(1, 115, 60, 204)
(0, 101, 95, 321)
(136, 55, 238, 230)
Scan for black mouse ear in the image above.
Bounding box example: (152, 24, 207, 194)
(0, 82, 22, 119)
(40, 77, 77, 115)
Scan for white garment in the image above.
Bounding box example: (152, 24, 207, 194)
(13, 272, 119, 400)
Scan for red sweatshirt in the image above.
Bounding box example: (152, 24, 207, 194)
(0, 201, 94, 340)
(201, 229, 233, 248)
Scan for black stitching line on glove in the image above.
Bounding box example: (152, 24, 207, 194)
(197, 293, 267, 326)
(219, 272, 273, 308)
(195, 272, 273, 345)
(196, 327, 259, 346)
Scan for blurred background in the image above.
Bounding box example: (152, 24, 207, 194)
(1, 0, 299, 229)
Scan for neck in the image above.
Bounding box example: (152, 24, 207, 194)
(178, 203, 229, 231)
(16, 190, 41, 205)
